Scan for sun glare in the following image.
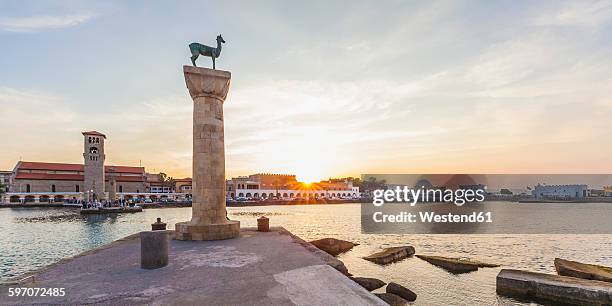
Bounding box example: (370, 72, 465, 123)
(299, 173, 320, 184)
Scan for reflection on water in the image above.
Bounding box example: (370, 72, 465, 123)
(231, 211, 288, 217)
(1, 204, 611, 305)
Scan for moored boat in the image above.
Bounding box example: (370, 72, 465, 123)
(80, 206, 143, 214)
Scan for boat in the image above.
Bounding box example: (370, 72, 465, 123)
(555, 258, 612, 283)
(80, 206, 143, 214)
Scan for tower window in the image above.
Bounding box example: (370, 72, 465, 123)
(52, 185, 56, 192)
(26, 184, 30, 192)
(119, 185, 123, 192)
(89, 147, 98, 154)
(76, 185, 80, 192)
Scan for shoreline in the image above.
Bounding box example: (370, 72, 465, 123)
(2, 198, 612, 212)
(0, 199, 364, 209)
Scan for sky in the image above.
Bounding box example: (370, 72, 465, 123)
(0, 0, 611, 182)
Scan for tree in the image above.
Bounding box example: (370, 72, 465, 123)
(158, 173, 175, 192)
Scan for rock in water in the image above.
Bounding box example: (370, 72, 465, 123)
(375, 293, 408, 306)
(309, 238, 358, 256)
(555, 258, 612, 283)
(496, 269, 612, 305)
(363, 246, 415, 265)
(415, 255, 499, 274)
(386, 282, 417, 302)
(350, 277, 386, 291)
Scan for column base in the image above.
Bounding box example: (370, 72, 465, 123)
(174, 220, 240, 241)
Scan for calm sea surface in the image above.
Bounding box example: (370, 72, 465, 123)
(0, 203, 610, 305)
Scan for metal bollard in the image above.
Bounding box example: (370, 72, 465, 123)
(257, 216, 269, 232)
(140, 231, 169, 269)
(151, 217, 167, 231)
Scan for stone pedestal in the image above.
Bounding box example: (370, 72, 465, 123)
(141, 231, 169, 269)
(175, 66, 240, 241)
(258, 216, 269, 232)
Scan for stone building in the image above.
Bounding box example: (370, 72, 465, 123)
(2, 131, 187, 204)
(82, 131, 106, 201)
(174, 178, 192, 195)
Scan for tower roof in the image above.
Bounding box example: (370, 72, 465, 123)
(82, 131, 106, 138)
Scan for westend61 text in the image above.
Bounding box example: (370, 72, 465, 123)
(373, 211, 493, 223)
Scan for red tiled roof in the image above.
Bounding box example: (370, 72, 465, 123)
(17, 162, 145, 174)
(104, 165, 144, 174)
(115, 176, 145, 182)
(175, 178, 192, 182)
(14, 173, 145, 182)
(18, 162, 82, 172)
(15, 173, 84, 181)
(82, 131, 106, 138)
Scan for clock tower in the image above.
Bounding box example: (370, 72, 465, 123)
(82, 131, 106, 201)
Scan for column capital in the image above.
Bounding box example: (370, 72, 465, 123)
(183, 66, 231, 101)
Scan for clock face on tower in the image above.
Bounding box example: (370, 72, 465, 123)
(89, 147, 98, 154)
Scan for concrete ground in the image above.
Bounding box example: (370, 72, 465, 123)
(0, 227, 386, 306)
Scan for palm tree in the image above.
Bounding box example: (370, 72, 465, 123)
(158, 173, 175, 193)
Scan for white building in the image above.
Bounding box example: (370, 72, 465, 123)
(226, 173, 360, 200)
(532, 184, 588, 199)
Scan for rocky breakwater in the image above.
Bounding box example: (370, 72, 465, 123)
(363, 246, 416, 265)
(309, 238, 358, 256)
(416, 255, 499, 274)
(497, 269, 612, 305)
(497, 259, 612, 305)
(555, 258, 612, 283)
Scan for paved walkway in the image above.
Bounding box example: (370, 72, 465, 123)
(1, 227, 385, 305)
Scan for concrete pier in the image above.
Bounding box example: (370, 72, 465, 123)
(0, 228, 385, 305)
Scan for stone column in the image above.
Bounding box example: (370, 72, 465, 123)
(175, 66, 240, 241)
(108, 174, 117, 203)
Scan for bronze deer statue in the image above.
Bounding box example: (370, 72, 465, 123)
(189, 34, 226, 69)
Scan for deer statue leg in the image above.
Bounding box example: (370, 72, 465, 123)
(212, 56, 216, 70)
(190, 53, 199, 67)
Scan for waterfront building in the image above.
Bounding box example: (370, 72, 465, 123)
(589, 189, 605, 197)
(225, 173, 359, 199)
(174, 178, 192, 196)
(532, 184, 588, 199)
(0, 170, 10, 193)
(2, 131, 187, 204)
(605, 186, 612, 197)
(146, 173, 174, 194)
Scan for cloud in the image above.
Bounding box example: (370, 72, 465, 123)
(0, 14, 93, 32)
(533, 0, 612, 27)
(0, 87, 83, 168)
(0, 87, 77, 124)
(0, 89, 193, 176)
